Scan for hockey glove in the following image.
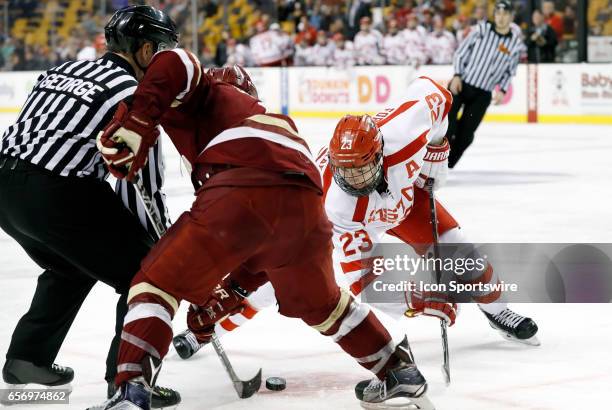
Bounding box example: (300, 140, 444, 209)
(415, 137, 449, 191)
(96, 101, 159, 181)
(187, 278, 250, 343)
(405, 289, 457, 326)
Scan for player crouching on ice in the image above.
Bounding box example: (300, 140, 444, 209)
(175, 78, 540, 372)
(90, 47, 435, 410)
(319, 77, 539, 347)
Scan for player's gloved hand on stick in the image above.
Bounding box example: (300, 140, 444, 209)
(96, 101, 159, 181)
(187, 278, 250, 343)
(405, 289, 458, 326)
(415, 137, 449, 191)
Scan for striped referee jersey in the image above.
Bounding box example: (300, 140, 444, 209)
(453, 21, 522, 93)
(0, 53, 170, 237)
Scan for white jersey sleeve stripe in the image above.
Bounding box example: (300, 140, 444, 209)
(202, 125, 316, 168)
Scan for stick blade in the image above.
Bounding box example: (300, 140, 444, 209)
(235, 368, 262, 399)
(441, 364, 450, 386)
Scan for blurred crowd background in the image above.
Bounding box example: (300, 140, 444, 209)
(0, 0, 610, 71)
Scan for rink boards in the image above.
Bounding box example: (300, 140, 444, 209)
(0, 63, 610, 124)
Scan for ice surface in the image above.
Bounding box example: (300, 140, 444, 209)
(1, 115, 611, 409)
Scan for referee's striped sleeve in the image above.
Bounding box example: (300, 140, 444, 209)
(498, 47, 520, 93)
(453, 25, 480, 76)
(115, 138, 170, 240)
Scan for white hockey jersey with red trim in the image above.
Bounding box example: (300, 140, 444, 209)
(316, 76, 452, 293)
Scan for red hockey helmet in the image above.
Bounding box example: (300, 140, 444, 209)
(329, 115, 384, 196)
(208, 65, 258, 99)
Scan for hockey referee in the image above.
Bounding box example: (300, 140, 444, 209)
(0, 6, 179, 407)
(446, 0, 522, 168)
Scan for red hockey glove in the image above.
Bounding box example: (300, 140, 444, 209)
(405, 289, 457, 326)
(96, 101, 159, 181)
(187, 279, 250, 343)
(415, 137, 449, 191)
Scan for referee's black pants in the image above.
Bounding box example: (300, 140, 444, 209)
(0, 155, 153, 383)
(446, 82, 492, 168)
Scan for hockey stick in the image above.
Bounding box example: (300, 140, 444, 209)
(131, 175, 262, 399)
(425, 178, 451, 386)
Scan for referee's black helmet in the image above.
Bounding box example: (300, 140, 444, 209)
(105, 6, 178, 54)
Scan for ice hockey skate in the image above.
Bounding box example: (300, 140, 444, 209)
(1, 359, 73, 405)
(93, 379, 151, 410)
(2, 359, 74, 388)
(89, 355, 165, 410)
(108, 381, 181, 409)
(355, 337, 435, 410)
(481, 307, 540, 346)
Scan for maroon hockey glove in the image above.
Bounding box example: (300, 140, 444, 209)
(187, 279, 250, 343)
(96, 101, 159, 181)
(405, 289, 457, 326)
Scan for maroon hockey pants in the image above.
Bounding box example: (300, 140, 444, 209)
(116, 185, 398, 385)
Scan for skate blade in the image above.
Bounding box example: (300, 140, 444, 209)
(88, 403, 144, 410)
(497, 330, 541, 346)
(3, 382, 73, 391)
(360, 395, 436, 410)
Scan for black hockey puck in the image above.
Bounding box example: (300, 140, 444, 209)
(265, 377, 286, 391)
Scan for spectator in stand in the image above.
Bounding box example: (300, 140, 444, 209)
(250, 21, 294, 66)
(225, 38, 254, 67)
(421, 7, 434, 32)
(76, 38, 95, 61)
(16, 45, 48, 70)
(562, 5, 577, 36)
(1, 38, 15, 68)
(10, 52, 25, 71)
(542, 0, 563, 39)
(54, 37, 77, 64)
(440, 0, 456, 17)
(454, 14, 471, 44)
(76, 34, 106, 61)
(289, 2, 306, 29)
(393, 0, 414, 29)
(199, 46, 216, 67)
(383, 18, 407, 65)
(294, 35, 314, 66)
(402, 13, 428, 66)
(472, 4, 488, 25)
(277, 0, 302, 23)
(80, 10, 101, 37)
(331, 33, 356, 68)
(295, 15, 318, 46)
(347, 0, 373, 39)
(426, 14, 457, 64)
(526, 9, 557, 63)
(353, 16, 385, 65)
(260, 13, 273, 28)
(215, 30, 230, 67)
(274, 22, 295, 63)
(308, 0, 322, 30)
(311, 30, 335, 66)
(328, 17, 346, 37)
(317, 3, 336, 32)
